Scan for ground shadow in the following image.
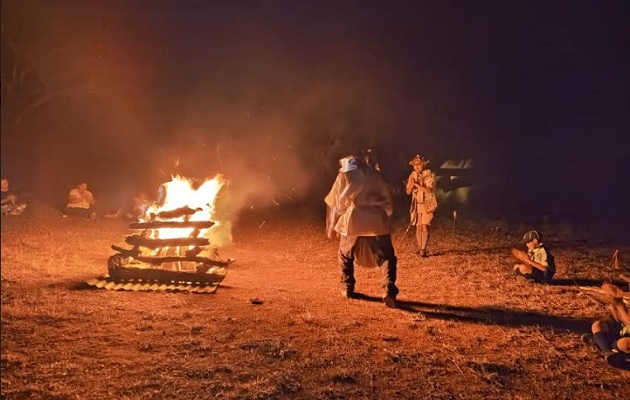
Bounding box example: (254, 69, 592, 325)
(550, 278, 628, 288)
(435, 245, 513, 256)
(351, 293, 592, 333)
(606, 354, 630, 371)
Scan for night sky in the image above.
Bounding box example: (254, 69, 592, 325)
(1, 1, 629, 226)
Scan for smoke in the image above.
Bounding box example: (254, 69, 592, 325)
(3, 1, 538, 220)
(2, 1, 407, 216)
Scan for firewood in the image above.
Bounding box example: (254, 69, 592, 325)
(134, 255, 232, 267)
(125, 235, 209, 249)
(185, 247, 203, 257)
(111, 245, 139, 257)
(128, 221, 214, 230)
(156, 206, 202, 219)
(108, 262, 226, 284)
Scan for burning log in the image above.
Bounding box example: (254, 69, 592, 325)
(108, 255, 226, 284)
(128, 220, 214, 230)
(154, 206, 201, 220)
(111, 245, 139, 257)
(134, 255, 232, 267)
(111, 245, 204, 259)
(109, 266, 226, 284)
(185, 247, 203, 257)
(125, 235, 209, 249)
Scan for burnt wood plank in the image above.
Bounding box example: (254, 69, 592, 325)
(128, 221, 215, 230)
(134, 255, 232, 267)
(108, 264, 226, 284)
(125, 236, 209, 249)
(154, 206, 202, 219)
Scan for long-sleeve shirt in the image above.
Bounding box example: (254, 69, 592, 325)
(528, 244, 556, 277)
(67, 188, 95, 209)
(325, 168, 393, 237)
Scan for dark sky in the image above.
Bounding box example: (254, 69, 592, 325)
(1, 0, 629, 224)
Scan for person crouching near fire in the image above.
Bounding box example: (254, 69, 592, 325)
(324, 155, 399, 308)
(65, 182, 97, 219)
(511, 230, 556, 283)
(123, 192, 150, 222)
(581, 283, 630, 368)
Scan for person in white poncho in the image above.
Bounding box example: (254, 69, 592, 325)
(325, 155, 399, 308)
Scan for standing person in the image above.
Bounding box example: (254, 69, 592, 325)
(511, 230, 556, 283)
(361, 147, 381, 172)
(405, 154, 437, 257)
(325, 155, 399, 308)
(65, 182, 96, 219)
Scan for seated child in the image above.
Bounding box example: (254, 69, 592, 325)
(511, 230, 556, 283)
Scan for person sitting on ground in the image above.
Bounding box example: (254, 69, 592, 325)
(104, 192, 151, 221)
(124, 192, 150, 221)
(65, 182, 96, 218)
(511, 230, 556, 283)
(581, 282, 630, 368)
(1, 178, 27, 216)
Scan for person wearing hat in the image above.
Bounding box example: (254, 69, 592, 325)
(405, 154, 437, 257)
(324, 155, 399, 308)
(511, 230, 556, 283)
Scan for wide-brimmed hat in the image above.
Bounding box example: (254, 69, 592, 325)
(522, 230, 541, 243)
(408, 154, 430, 166)
(339, 156, 361, 173)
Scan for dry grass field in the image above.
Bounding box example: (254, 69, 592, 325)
(2, 201, 629, 400)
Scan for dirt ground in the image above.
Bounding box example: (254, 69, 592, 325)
(2, 202, 629, 400)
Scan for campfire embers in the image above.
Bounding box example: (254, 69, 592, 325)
(87, 175, 234, 293)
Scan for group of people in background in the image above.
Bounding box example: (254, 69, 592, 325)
(1, 178, 149, 223)
(2, 149, 627, 369)
(63, 182, 149, 222)
(324, 149, 628, 368)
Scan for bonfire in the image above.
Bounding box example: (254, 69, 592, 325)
(87, 175, 234, 293)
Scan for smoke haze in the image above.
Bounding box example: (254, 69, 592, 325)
(2, 0, 628, 226)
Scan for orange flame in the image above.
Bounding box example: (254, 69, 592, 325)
(141, 175, 231, 253)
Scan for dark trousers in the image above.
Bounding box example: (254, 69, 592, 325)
(339, 234, 399, 297)
(65, 207, 94, 218)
